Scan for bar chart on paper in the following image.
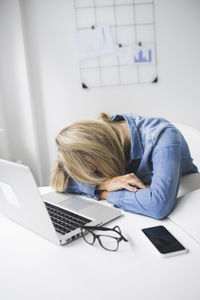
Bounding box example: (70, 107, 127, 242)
(74, 0, 158, 88)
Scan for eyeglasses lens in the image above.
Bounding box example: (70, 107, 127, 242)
(82, 230, 95, 245)
(99, 235, 118, 251)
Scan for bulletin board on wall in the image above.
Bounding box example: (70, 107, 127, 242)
(74, 0, 158, 89)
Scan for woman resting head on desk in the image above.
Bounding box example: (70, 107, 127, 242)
(51, 113, 198, 220)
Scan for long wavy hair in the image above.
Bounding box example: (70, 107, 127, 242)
(51, 113, 128, 192)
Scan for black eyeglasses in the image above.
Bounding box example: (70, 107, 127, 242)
(80, 225, 128, 251)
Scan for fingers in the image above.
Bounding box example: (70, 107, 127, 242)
(124, 184, 137, 192)
(123, 173, 147, 191)
(131, 177, 147, 190)
(100, 173, 147, 192)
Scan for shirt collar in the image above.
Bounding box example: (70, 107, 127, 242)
(112, 114, 144, 161)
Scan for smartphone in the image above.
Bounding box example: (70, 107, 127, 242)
(142, 225, 187, 257)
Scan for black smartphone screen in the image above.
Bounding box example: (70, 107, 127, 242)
(142, 225, 186, 254)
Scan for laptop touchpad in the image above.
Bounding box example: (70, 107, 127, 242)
(60, 197, 94, 211)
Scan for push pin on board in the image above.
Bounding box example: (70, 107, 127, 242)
(82, 82, 88, 89)
(152, 76, 158, 83)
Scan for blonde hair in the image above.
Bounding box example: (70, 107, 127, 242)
(51, 113, 127, 192)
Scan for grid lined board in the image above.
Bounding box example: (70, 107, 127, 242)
(74, 0, 158, 88)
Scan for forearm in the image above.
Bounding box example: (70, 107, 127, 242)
(107, 144, 182, 219)
(107, 187, 177, 219)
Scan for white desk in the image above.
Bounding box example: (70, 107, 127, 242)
(0, 187, 200, 300)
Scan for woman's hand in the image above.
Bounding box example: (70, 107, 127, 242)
(98, 191, 110, 200)
(97, 173, 147, 193)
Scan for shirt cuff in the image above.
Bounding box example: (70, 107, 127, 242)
(107, 191, 123, 208)
(79, 183, 99, 200)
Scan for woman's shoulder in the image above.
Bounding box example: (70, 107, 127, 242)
(112, 113, 174, 130)
(114, 113, 175, 146)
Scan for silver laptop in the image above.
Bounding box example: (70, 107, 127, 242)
(0, 159, 121, 245)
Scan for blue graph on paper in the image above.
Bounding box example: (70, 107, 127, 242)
(134, 49, 152, 64)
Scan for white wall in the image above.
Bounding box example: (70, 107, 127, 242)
(0, 88, 9, 159)
(0, 0, 200, 185)
(0, 0, 43, 184)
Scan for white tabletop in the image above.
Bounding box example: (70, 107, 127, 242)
(0, 187, 200, 300)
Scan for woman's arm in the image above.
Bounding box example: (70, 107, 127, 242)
(106, 144, 182, 219)
(65, 172, 145, 200)
(104, 127, 183, 220)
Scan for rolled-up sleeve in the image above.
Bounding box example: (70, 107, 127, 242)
(65, 178, 99, 200)
(107, 130, 182, 219)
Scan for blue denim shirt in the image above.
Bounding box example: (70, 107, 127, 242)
(65, 114, 198, 219)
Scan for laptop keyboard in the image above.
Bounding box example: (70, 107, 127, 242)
(45, 202, 92, 235)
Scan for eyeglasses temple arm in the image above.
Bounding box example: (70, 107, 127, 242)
(81, 226, 128, 242)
